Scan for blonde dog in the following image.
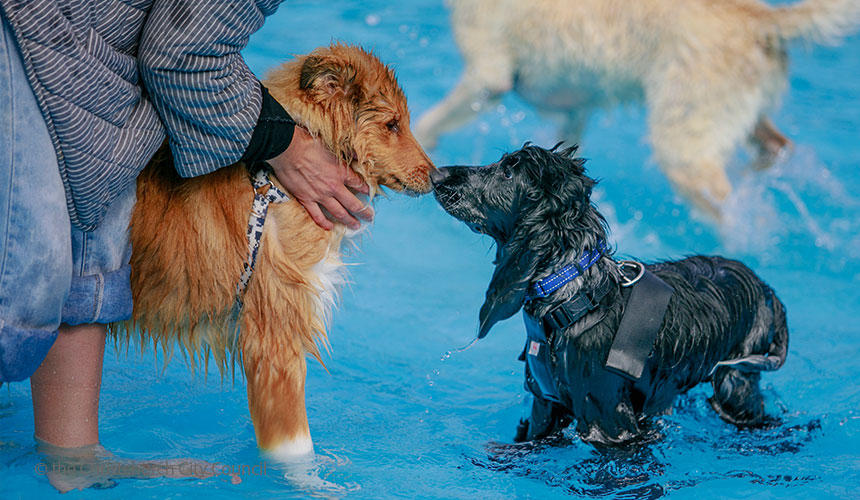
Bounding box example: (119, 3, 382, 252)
(115, 45, 433, 460)
(416, 0, 860, 218)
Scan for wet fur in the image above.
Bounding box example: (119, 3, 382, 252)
(432, 145, 788, 445)
(113, 45, 433, 455)
(418, 0, 860, 218)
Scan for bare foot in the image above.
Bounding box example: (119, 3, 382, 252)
(35, 440, 224, 493)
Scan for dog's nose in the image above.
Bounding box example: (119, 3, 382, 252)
(430, 167, 451, 186)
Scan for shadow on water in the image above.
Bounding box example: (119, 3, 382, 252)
(467, 391, 823, 498)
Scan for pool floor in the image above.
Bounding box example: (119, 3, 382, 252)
(2, 1, 859, 498)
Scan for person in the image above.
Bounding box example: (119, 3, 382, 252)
(0, 0, 370, 488)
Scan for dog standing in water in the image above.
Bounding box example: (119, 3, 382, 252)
(432, 145, 788, 444)
(116, 45, 433, 460)
(418, 0, 860, 219)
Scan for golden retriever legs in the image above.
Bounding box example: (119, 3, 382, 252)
(661, 162, 731, 220)
(646, 64, 767, 219)
(240, 288, 315, 459)
(558, 108, 592, 147)
(751, 116, 792, 170)
(243, 334, 313, 458)
(649, 118, 735, 220)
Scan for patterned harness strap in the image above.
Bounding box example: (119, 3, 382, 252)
(232, 166, 290, 317)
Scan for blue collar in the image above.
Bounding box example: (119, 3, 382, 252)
(527, 240, 607, 301)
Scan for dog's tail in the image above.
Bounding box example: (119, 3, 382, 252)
(763, 288, 789, 371)
(712, 288, 789, 374)
(766, 0, 860, 44)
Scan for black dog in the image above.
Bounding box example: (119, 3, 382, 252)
(431, 144, 788, 445)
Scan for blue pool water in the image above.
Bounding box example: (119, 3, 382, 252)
(3, 1, 859, 498)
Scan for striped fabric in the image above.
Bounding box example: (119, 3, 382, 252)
(0, 0, 282, 231)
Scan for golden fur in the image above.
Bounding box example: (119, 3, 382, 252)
(415, 0, 860, 219)
(113, 45, 433, 454)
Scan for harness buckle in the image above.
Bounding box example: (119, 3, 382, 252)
(255, 182, 273, 196)
(618, 260, 645, 287)
(544, 305, 571, 332)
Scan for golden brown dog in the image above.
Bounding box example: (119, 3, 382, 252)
(114, 44, 433, 460)
(416, 0, 860, 219)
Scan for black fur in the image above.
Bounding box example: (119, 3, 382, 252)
(432, 144, 789, 446)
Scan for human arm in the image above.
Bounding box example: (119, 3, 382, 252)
(139, 1, 370, 228)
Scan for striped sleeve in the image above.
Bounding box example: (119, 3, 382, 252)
(138, 0, 282, 177)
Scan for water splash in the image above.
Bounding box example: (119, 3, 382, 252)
(440, 337, 480, 362)
(721, 145, 860, 264)
(274, 448, 361, 499)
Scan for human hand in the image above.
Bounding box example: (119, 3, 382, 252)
(268, 126, 373, 230)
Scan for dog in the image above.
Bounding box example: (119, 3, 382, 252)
(418, 0, 860, 219)
(114, 44, 434, 461)
(431, 144, 788, 445)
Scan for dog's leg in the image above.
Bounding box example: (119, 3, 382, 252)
(647, 108, 736, 220)
(659, 162, 730, 220)
(558, 108, 592, 147)
(515, 393, 570, 443)
(646, 61, 772, 220)
(750, 116, 792, 170)
(709, 367, 768, 427)
(414, 74, 510, 150)
(242, 330, 313, 460)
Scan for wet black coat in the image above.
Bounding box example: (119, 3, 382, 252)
(432, 144, 788, 446)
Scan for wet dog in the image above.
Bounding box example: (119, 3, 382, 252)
(432, 144, 788, 445)
(418, 0, 860, 219)
(115, 45, 433, 460)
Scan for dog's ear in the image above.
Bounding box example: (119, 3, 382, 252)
(299, 55, 362, 104)
(478, 238, 539, 338)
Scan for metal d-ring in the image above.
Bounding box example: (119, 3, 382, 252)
(618, 260, 645, 287)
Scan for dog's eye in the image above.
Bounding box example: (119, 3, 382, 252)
(386, 119, 400, 133)
(501, 157, 519, 179)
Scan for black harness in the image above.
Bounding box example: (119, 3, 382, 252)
(521, 253, 675, 403)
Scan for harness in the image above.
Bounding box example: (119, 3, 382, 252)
(231, 165, 290, 320)
(521, 242, 674, 403)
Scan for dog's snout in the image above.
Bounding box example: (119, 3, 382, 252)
(430, 167, 451, 187)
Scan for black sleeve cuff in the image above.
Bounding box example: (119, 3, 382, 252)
(240, 82, 296, 164)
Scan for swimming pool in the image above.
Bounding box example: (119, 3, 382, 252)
(2, 1, 858, 498)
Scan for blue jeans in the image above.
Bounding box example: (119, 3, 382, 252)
(0, 16, 135, 382)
